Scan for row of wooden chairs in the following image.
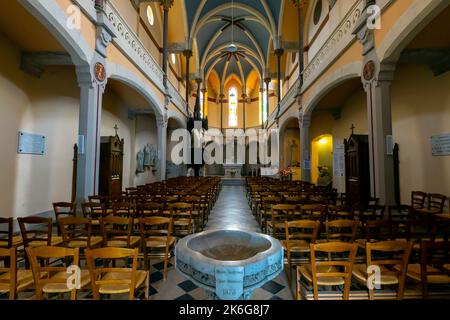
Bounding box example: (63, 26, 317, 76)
(296, 239, 450, 300)
(0, 246, 149, 300)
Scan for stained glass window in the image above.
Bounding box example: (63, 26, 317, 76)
(228, 87, 238, 127)
(262, 88, 268, 123)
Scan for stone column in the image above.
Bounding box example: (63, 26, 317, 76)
(76, 66, 104, 202)
(264, 77, 271, 128)
(242, 93, 247, 131)
(299, 111, 311, 182)
(363, 61, 396, 205)
(220, 93, 224, 131)
(274, 48, 284, 120)
(157, 115, 168, 181)
(183, 49, 192, 112)
(260, 87, 264, 129)
(354, 0, 396, 205)
(76, 4, 114, 203)
(160, 0, 174, 89)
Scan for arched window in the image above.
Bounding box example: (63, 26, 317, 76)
(146, 6, 154, 26)
(261, 88, 268, 123)
(199, 90, 204, 119)
(228, 87, 238, 127)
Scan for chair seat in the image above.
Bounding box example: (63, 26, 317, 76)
(283, 240, 310, 252)
(67, 236, 103, 248)
(352, 264, 399, 285)
(414, 208, 441, 215)
(174, 219, 192, 226)
(0, 235, 23, 248)
(145, 236, 176, 248)
(42, 270, 90, 293)
(298, 265, 345, 286)
(0, 270, 35, 293)
(405, 264, 450, 284)
(98, 270, 147, 294)
(28, 236, 63, 247)
(106, 236, 140, 248)
(267, 221, 285, 229)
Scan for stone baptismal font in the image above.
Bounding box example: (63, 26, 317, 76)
(175, 229, 283, 300)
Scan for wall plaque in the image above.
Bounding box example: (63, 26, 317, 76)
(18, 131, 45, 155)
(431, 133, 450, 156)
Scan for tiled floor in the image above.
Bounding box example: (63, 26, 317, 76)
(151, 185, 295, 300)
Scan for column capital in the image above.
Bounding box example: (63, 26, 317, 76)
(299, 112, 311, 128)
(156, 113, 168, 128)
(95, 9, 116, 58)
(274, 48, 284, 56)
(290, 0, 308, 9)
(160, 0, 174, 11)
(183, 49, 193, 58)
(264, 77, 271, 84)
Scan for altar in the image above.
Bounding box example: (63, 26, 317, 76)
(223, 164, 243, 177)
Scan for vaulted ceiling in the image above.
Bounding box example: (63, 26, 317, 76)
(173, 0, 300, 97)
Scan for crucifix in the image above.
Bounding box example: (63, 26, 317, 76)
(350, 124, 355, 135)
(114, 124, 119, 136)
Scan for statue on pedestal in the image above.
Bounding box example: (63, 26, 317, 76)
(136, 149, 145, 173)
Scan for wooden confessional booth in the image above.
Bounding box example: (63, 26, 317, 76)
(99, 134, 124, 197)
(344, 134, 370, 207)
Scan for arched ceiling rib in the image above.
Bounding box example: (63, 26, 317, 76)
(179, 0, 288, 96)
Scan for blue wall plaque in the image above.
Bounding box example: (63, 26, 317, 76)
(431, 134, 450, 156)
(18, 131, 46, 155)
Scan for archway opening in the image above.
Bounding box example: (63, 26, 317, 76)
(311, 134, 333, 185)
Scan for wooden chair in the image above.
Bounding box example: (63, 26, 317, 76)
(0, 218, 22, 249)
(139, 202, 164, 217)
(284, 220, 321, 273)
(52, 202, 77, 236)
(401, 219, 437, 259)
(18, 217, 63, 268)
(356, 220, 400, 248)
(411, 191, 427, 210)
(100, 217, 141, 249)
(405, 240, 450, 299)
(85, 247, 149, 300)
(325, 220, 358, 242)
(327, 205, 354, 220)
(416, 194, 447, 217)
(300, 204, 327, 222)
(259, 196, 282, 231)
(139, 217, 175, 279)
(26, 246, 90, 300)
(267, 204, 296, 238)
(180, 196, 203, 232)
(82, 202, 107, 234)
(298, 242, 358, 300)
(0, 247, 34, 300)
(169, 203, 194, 238)
(352, 240, 412, 300)
(58, 217, 103, 251)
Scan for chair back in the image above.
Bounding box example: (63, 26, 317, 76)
(326, 220, 358, 242)
(365, 240, 412, 299)
(0, 218, 13, 248)
(82, 202, 106, 220)
(140, 202, 164, 217)
(428, 194, 447, 213)
(140, 217, 173, 239)
(58, 217, 94, 248)
(26, 246, 80, 300)
(100, 217, 133, 247)
(85, 247, 139, 300)
(18, 217, 53, 247)
(112, 202, 136, 218)
(309, 242, 358, 300)
(0, 247, 17, 299)
(364, 220, 399, 242)
(411, 191, 427, 209)
(285, 220, 320, 242)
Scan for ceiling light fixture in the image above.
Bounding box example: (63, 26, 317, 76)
(228, 0, 237, 53)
